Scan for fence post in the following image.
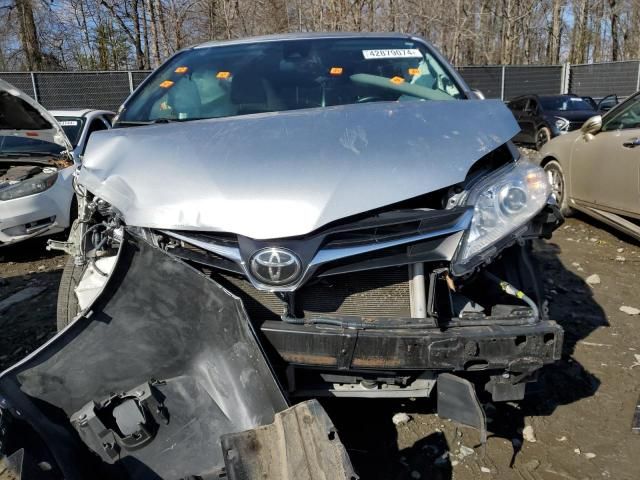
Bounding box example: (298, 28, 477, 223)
(561, 63, 571, 94)
(636, 62, 640, 93)
(500, 65, 506, 101)
(128, 71, 134, 94)
(30, 72, 38, 102)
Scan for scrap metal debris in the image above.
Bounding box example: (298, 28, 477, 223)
(220, 399, 358, 479)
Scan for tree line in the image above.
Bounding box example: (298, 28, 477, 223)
(1, 0, 639, 71)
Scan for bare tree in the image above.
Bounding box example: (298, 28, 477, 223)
(15, 0, 42, 69)
(609, 0, 620, 60)
(1, 0, 640, 72)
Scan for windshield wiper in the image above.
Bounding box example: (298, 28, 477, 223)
(117, 117, 220, 127)
(114, 120, 154, 127)
(152, 117, 210, 123)
(114, 119, 178, 127)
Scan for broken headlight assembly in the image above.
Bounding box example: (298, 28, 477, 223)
(0, 169, 58, 201)
(452, 161, 550, 275)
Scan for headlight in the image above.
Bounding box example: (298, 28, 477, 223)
(0, 170, 58, 201)
(554, 117, 569, 131)
(452, 161, 550, 274)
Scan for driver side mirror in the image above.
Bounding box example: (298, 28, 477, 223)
(581, 115, 602, 137)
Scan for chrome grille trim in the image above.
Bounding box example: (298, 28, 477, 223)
(160, 208, 472, 292)
(159, 230, 243, 263)
(309, 209, 473, 268)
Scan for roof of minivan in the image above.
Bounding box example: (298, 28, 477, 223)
(195, 32, 418, 49)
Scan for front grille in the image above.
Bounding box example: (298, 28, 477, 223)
(212, 267, 411, 321)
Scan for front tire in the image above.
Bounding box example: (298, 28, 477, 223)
(56, 255, 85, 330)
(535, 126, 552, 150)
(543, 160, 572, 217)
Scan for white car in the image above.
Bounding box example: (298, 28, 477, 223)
(50, 109, 115, 161)
(0, 81, 113, 246)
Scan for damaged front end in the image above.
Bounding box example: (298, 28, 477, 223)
(154, 158, 563, 403)
(1, 96, 563, 477)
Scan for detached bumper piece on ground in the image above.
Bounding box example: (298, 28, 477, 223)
(0, 236, 356, 479)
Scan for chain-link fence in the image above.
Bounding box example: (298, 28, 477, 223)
(1, 61, 639, 110)
(569, 61, 640, 98)
(0, 71, 152, 111)
(458, 65, 566, 100)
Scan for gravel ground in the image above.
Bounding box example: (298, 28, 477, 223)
(1, 215, 639, 479)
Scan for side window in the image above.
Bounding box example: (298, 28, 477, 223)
(602, 95, 640, 132)
(598, 94, 619, 112)
(509, 99, 526, 112)
(526, 99, 538, 113)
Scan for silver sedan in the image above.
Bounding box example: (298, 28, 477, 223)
(538, 91, 640, 239)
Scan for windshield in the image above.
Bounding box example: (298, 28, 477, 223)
(539, 96, 595, 112)
(118, 37, 463, 124)
(54, 116, 85, 147)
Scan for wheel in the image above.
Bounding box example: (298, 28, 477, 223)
(543, 160, 572, 217)
(56, 218, 84, 330)
(535, 126, 551, 150)
(56, 255, 85, 330)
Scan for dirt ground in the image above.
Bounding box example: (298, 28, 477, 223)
(1, 214, 639, 479)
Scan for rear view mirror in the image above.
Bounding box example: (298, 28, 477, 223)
(581, 115, 602, 136)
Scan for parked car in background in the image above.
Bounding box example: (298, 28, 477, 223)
(595, 93, 619, 112)
(0, 79, 113, 247)
(538, 91, 640, 239)
(578, 94, 619, 113)
(508, 94, 600, 150)
(51, 109, 115, 160)
(0, 33, 564, 479)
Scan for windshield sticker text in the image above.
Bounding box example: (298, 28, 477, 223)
(362, 49, 422, 59)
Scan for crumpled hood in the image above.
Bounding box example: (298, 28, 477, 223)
(80, 100, 518, 239)
(0, 78, 72, 152)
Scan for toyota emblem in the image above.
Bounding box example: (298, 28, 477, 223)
(250, 248, 302, 286)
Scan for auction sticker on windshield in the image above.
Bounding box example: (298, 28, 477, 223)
(362, 49, 422, 59)
(58, 120, 79, 126)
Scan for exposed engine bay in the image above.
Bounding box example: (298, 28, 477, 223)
(0, 163, 59, 195)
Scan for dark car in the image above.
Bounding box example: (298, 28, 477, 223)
(508, 94, 599, 149)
